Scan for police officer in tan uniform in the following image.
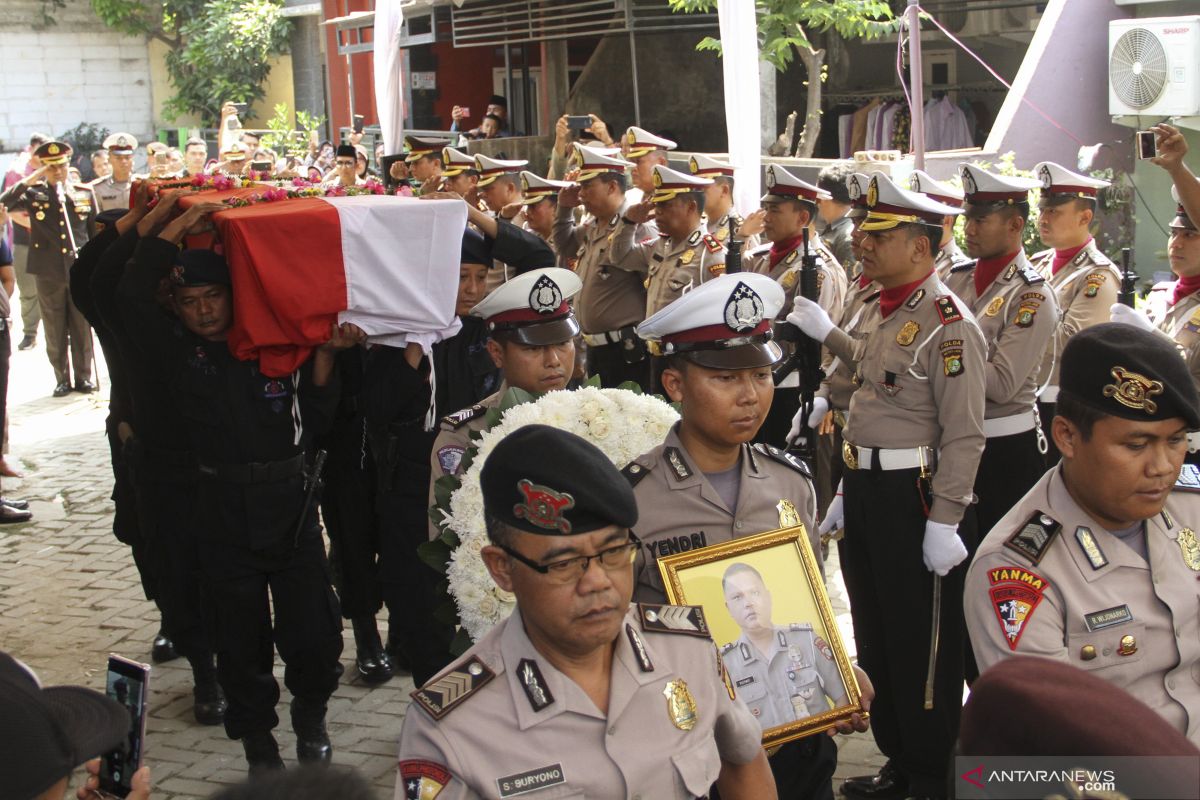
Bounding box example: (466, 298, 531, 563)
(475, 154, 529, 292)
(788, 174, 987, 799)
(440, 147, 481, 207)
(628, 272, 856, 800)
(92, 132, 137, 212)
(622, 125, 676, 205)
(398, 424, 776, 800)
(404, 136, 450, 195)
(611, 164, 725, 318)
(518, 171, 573, 270)
(1031, 162, 1115, 464)
(0, 140, 96, 397)
(966, 323, 1200, 745)
(909, 170, 970, 280)
(427, 267, 581, 537)
(720, 563, 848, 728)
(552, 143, 654, 388)
(689, 153, 756, 251)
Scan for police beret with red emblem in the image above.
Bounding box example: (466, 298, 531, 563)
(1059, 323, 1200, 429)
(481, 424, 638, 536)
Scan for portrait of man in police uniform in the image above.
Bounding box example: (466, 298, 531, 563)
(720, 562, 849, 731)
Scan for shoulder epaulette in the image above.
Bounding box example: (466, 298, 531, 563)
(949, 259, 976, 273)
(702, 233, 722, 253)
(409, 655, 495, 720)
(721, 640, 736, 654)
(752, 443, 813, 480)
(1176, 464, 1200, 492)
(747, 242, 773, 258)
(935, 295, 963, 325)
(1032, 248, 1053, 261)
(637, 603, 711, 638)
(440, 404, 486, 429)
(1003, 512, 1061, 566)
(622, 460, 651, 487)
(1019, 264, 1045, 285)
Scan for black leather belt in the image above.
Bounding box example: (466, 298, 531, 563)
(197, 453, 305, 484)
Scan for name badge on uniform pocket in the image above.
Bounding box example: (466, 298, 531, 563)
(1084, 604, 1132, 632)
(497, 764, 566, 798)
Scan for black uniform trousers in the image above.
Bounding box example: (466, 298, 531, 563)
(104, 421, 158, 603)
(585, 339, 650, 390)
(193, 492, 343, 740)
(0, 324, 8, 456)
(320, 414, 382, 619)
(842, 465, 972, 798)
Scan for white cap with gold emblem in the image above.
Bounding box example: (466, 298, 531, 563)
(475, 154, 529, 187)
(220, 141, 248, 162)
(959, 164, 1039, 206)
(861, 173, 963, 232)
(1034, 161, 1110, 201)
(103, 132, 138, 156)
(441, 147, 477, 177)
(846, 171, 877, 219)
(761, 164, 830, 205)
(624, 126, 677, 159)
(637, 273, 785, 369)
(520, 171, 572, 205)
(569, 143, 633, 183)
(470, 267, 582, 346)
(909, 169, 964, 209)
(688, 153, 735, 179)
(650, 164, 712, 204)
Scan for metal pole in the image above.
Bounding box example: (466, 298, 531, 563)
(504, 43, 514, 130)
(907, 0, 925, 171)
(628, 30, 642, 128)
(522, 44, 533, 137)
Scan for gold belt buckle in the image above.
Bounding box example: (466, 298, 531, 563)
(842, 441, 859, 470)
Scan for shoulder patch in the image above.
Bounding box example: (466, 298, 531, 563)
(935, 295, 963, 325)
(1003, 512, 1061, 566)
(985, 565, 1051, 650)
(441, 404, 486, 429)
(1176, 464, 1200, 492)
(1019, 264, 1045, 285)
(638, 603, 711, 638)
(410, 656, 496, 720)
(702, 233, 723, 253)
(622, 460, 651, 487)
(949, 259, 977, 274)
(752, 443, 813, 480)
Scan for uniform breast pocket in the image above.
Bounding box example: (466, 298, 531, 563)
(872, 354, 925, 410)
(1067, 620, 1145, 672)
(253, 377, 295, 428)
(671, 737, 722, 799)
(731, 675, 766, 714)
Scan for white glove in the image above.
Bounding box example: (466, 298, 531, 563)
(1110, 302, 1154, 332)
(819, 480, 844, 536)
(786, 296, 835, 343)
(787, 397, 829, 442)
(922, 520, 968, 576)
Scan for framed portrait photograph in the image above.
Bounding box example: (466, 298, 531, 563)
(657, 525, 866, 747)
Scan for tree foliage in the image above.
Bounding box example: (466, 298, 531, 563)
(668, 0, 899, 156)
(90, 0, 291, 123)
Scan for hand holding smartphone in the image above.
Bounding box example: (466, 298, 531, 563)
(99, 655, 150, 799)
(1136, 130, 1158, 160)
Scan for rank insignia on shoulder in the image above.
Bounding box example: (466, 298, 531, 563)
(665, 447, 693, 481)
(441, 404, 486, 429)
(753, 443, 813, 479)
(702, 233, 722, 253)
(638, 603, 710, 637)
(935, 296, 963, 325)
(1019, 264, 1045, 285)
(715, 643, 735, 700)
(986, 566, 1050, 650)
(905, 289, 926, 310)
(1176, 463, 1200, 492)
(687, 229, 702, 246)
(622, 461, 650, 487)
(517, 658, 555, 712)
(1004, 512, 1061, 565)
(949, 260, 976, 274)
(410, 656, 495, 720)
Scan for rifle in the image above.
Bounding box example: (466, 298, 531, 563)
(772, 230, 825, 463)
(293, 448, 328, 546)
(725, 215, 742, 274)
(1118, 246, 1137, 308)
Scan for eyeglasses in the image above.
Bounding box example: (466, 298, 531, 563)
(500, 533, 641, 584)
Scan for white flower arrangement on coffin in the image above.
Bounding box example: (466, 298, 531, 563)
(421, 381, 679, 647)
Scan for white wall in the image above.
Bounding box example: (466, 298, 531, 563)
(0, 0, 153, 150)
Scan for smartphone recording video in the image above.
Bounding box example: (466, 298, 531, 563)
(1136, 130, 1158, 160)
(100, 655, 150, 799)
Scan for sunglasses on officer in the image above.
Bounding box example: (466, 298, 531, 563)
(500, 532, 642, 584)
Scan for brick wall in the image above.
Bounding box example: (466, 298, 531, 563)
(0, 0, 153, 150)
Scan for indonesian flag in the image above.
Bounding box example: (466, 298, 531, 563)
(177, 191, 466, 377)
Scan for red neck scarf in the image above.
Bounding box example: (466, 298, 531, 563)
(1172, 275, 1200, 306)
(769, 234, 805, 270)
(974, 251, 1019, 297)
(1051, 239, 1091, 276)
(879, 271, 934, 318)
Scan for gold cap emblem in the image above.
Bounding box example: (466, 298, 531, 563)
(866, 178, 879, 208)
(1102, 366, 1163, 414)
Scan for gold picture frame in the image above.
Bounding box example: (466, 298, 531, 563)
(658, 524, 866, 747)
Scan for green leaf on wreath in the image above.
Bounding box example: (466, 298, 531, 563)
(439, 528, 460, 549)
(449, 627, 474, 656)
(616, 380, 644, 395)
(433, 601, 459, 626)
(498, 385, 537, 411)
(585, 374, 602, 388)
(483, 407, 504, 429)
(432, 474, 460, 509)
(417, 540, 450, 574)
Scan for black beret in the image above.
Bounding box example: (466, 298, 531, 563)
(171, 249, 231, 287)
(94, 209, 126, 230)
(480, 424, 637, 536)
(335, 144, 357, 159)
(461, 228, 491, 267)
(1060, 323, 1200, 429)
(962, 656, 1199, 758)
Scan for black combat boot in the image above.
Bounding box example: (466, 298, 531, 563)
(351, 615, 394, 685)
(241, 730, 284, 776)
(188, 653, 227, 726)
(291, 697, 333, 765)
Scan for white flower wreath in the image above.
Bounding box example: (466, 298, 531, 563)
(439, 386, 679, 641)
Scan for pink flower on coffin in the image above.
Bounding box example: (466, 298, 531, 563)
(324, 184, 347, 197)
(364, 179, 385, 195)
(191, 173, 208, 187)
(394, 185, 414, 197)
(212, 175, 233, 192)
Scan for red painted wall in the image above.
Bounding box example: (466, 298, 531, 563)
(323, 0, 377, 135)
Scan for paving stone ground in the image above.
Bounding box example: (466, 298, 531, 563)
(0, 330, 885, 799)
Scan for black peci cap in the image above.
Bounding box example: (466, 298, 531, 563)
(335, 144, 357, 160)
(481, 425, 638, 535)
(95, 209, 126, 230)
(171, 249, 231, 287)
(461, 228, 491, 267)
(1059, 323, 1200, 429)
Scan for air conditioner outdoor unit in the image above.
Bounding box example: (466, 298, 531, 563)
(1109, 16, 1200, 118)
